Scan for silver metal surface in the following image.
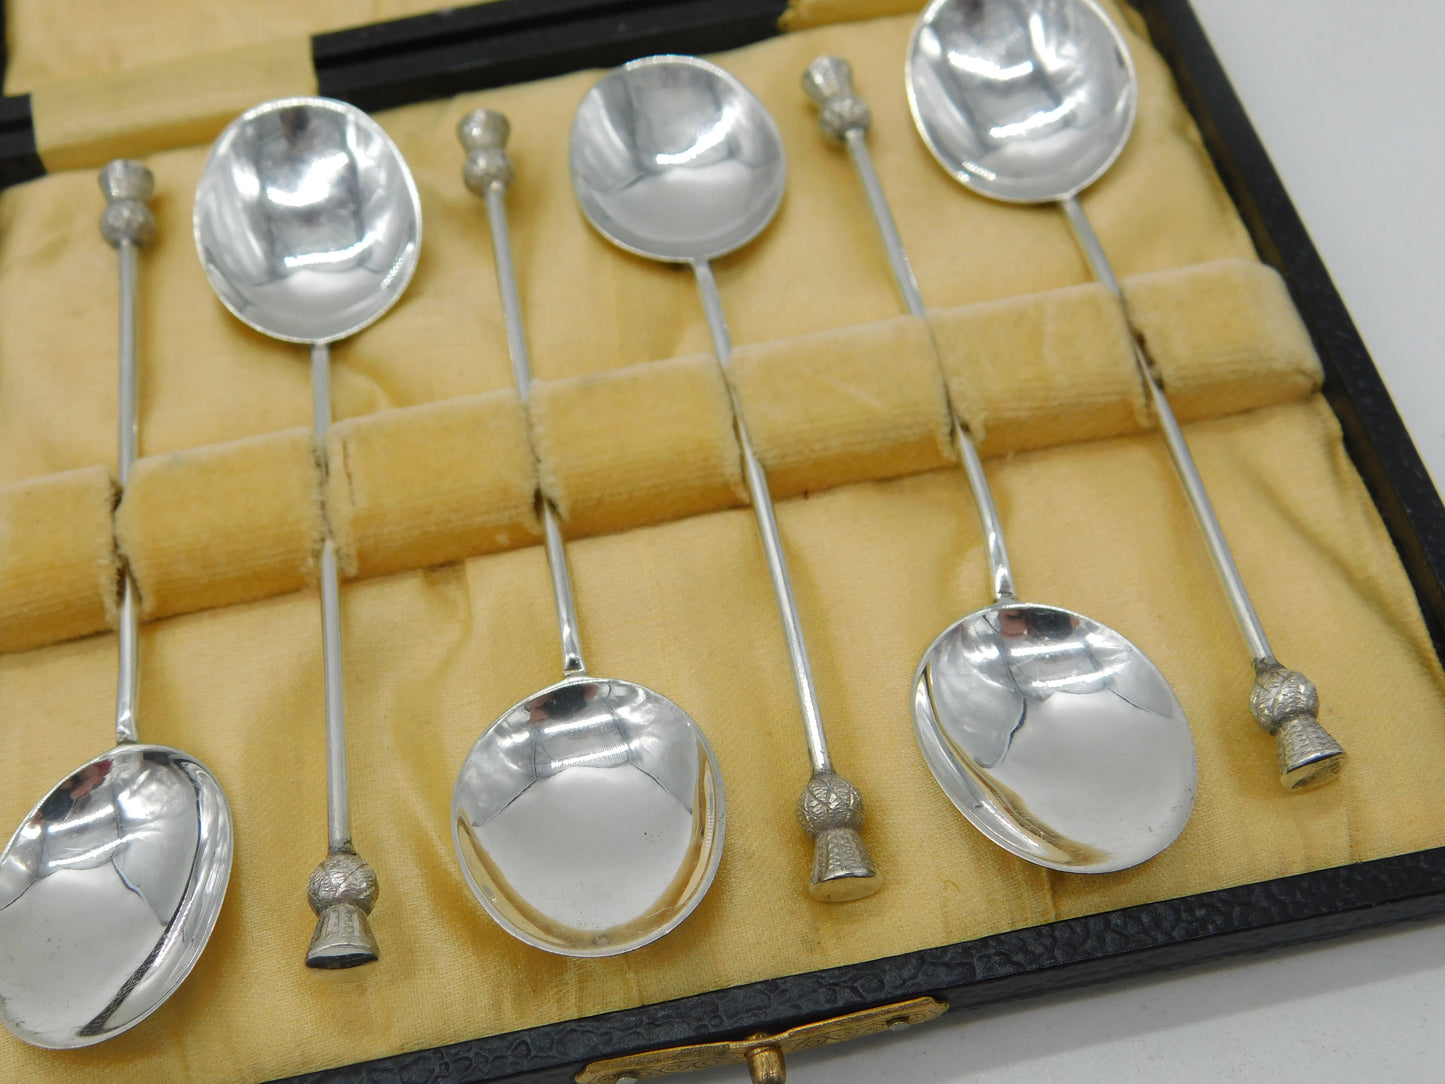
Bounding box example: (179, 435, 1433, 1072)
(571, 57, 880, 901)
(193, 97, 421, 344)
(479, 174, 585, 676)
(318, 539, 349, 848)
(953, 421, 1016, 602)
(454, 677, 724, 955)
(802, 54, 873, 143)
(453, 109, 725, 954)
(194, 98, 416, 965)
(694, 260, 831, 777)
(305, 847, 379, 968)
(1061, 197, 1273, 658)
(116, 248, 139, 482)
(0, 163, 233, 1049)
(905, 0, 1345, 787)
(115, 579, 140, 747)
(845, 127, 926, 316)
(309, 343, 354, 851)
(812, 59, 1195, 870)
(115, 238, 141, 747)
(569, 55, 786, 263)
(906, 0, 1136, 203)
(914, 603, 1196, 872)
(103, 158, 152, 747)
(0, 746, 233, 1047)
(803, 56, 927, 319)
(540, 505, 585, 676)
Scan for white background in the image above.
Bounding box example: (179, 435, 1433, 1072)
(691, 1, 1445, 1080)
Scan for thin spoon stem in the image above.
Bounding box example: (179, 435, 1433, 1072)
(311, 342, 352, 851)
(1059, 194, 1272, 661)
(483, 184, 586, 677)
(691, 257, 831, 776)
(843, 129, 925, 318)
(541, 505, 585, 675)
(307, 344, 378, 965)
(115, 239, 140, 745)
(954, 424, 1016, 602)
(840, 126, 1017, 602)
(117, 243, 139, 482)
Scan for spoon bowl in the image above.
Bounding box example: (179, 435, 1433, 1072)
(906, 0, 1135, 202)
(0, 745, 231, 1047)
(194, 96, 421, 343)
(453, 676, 724, 956)
(570, 54, 786, 262)
(914, 602, 1194, 872)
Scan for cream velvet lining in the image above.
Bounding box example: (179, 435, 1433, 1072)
(3, 3, 440, 96)
(0, 5, 1440, 1083)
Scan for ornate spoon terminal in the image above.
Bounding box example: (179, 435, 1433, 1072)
(802, 55, 871, 143)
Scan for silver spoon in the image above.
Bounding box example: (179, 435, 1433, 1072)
(906, 0, 1345, 789)
(0, 161, 233, 1048)
(805, 57, 1196, 873)
(194, 97, 421, 966)
(571, 54, 880, 902)
(450, 108, 726, 957)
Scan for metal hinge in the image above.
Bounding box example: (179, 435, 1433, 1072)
(575, 995, 948, 1083)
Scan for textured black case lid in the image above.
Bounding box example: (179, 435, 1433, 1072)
(4, 1, 1440, 1079)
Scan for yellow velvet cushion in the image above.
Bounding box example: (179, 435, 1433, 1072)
(530, 353, 746, 538)
(326, 391, 539, 579)
(0, 466, 116, 653)
(0, 260, 1323, 642)
(116, 428, 321, 620)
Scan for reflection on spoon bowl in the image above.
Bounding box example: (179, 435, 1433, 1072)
(194, 96, 421, 344)
(913, 602, 1195, 873)
(453, 677, 724, 956)
(906, 0, 1136, 202)
(0, 745, 231, 1048)
(569, 54, 787, 263)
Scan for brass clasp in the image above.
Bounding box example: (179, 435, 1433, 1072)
(575, 995, 948, 1083)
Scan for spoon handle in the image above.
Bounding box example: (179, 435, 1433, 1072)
(1059, 194, 1344, 788)
(692, 257, 879, 903)
(804, 57, 1017, 603)
(459, 110, 586, 676)
(305, 341, 382, 968)
(100, 160, 155, 745)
